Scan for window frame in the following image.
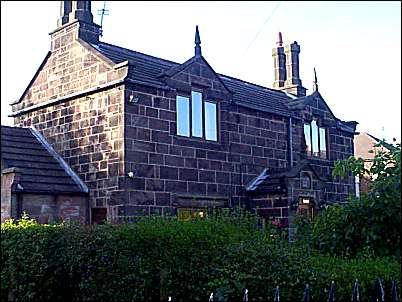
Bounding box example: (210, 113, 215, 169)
(304, 119, 328, 159)
(176, 90, 219, 142)
(176, 94, 191, 137)
(203, 99, 218, 141)
(191, 90, 204, 138)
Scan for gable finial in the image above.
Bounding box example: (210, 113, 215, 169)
(195, 25, 202, 57)
(313, 67, 318, 92)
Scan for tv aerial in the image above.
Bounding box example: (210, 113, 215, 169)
(97, 1, 109, 37)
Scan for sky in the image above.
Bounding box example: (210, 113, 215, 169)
(1, 1, 401, 142)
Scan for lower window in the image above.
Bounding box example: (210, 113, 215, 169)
(177, 208, 207, 221)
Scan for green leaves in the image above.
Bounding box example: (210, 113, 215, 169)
(299, 140, 401, 259)
(1, 210, 400, 301)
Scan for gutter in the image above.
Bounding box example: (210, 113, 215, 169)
(9, 78, 126, 117)
(9, 76, 176, 118)
(125, 78, 175, 91)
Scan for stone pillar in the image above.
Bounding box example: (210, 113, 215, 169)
(283, 41, 307, 97)
(69, 1, 94, 24)
(285, 42, 301, 86)
(272, 32, 286, 88)
(1, 167, 22, 221)
(51, 0, 101, 51)
(57, 1, 72, 27)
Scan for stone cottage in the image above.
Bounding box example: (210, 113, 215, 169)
(7, 1, 357, 226)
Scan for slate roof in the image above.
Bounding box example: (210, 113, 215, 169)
(93, 42, 292, 116)
(245, 160, 329, 194)
(1, 126, 87, 194)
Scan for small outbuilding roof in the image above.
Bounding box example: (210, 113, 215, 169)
(1, 126, 88, 195)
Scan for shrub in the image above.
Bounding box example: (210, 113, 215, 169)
(294, 140, 400, 258)
(2, 213, 400, 302)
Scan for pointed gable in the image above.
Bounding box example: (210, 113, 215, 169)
(10, 39, 126, 118)
(161, 56, 231, 96)
(288, 90, 357, 133)
(288, 91, 337, 120)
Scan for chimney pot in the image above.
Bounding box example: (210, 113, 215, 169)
(277, 32, 283, 47)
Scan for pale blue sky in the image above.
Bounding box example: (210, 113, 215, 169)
(1, 1, 401, 142)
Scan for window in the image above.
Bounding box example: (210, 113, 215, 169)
(319, 128, 326, 158)
(304, 124, 312, 155)
(191, 91, 203, 137)
(311, 120, 319, 156)
(176, 96, 190, 136)
(177, 208, 206, 221)
(204, 101, 217, 141)
(176, 91, 218, 141)
(304, 119, 327, 158)
(301, 173, 311, 189)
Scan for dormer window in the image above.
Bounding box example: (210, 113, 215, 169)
(176, 91, 218, 141)
(304, 119, 327, 158)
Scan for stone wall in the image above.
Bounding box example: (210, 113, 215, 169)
(11, 23, 127, 221)
(292, 95, 356, 203)
(9, 22, 355, 223)
(253, 194, 289, 226)
(121, 57, 290, 219)
(19, 194, 87, 224)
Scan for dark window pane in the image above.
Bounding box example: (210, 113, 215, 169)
(311, 120, 319, 156)
(176, 96, 190, 136)
(304, 124, 312, 156)
(204, 102, 217, 141)
(191, 91, 203, 137)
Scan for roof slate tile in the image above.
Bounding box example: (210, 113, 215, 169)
(1, 126, 86, 194)
(95, 42, 293, 116)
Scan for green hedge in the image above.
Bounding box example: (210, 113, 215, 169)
(1, 215, 400, 302)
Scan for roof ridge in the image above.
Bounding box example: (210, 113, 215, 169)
(99, 42, 289, 99)
(219, 74, 289, 96)
(366, 132, 381, 142)
(99, 41, 180, 66)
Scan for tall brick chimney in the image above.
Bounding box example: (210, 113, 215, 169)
(51, 1, 101, 51)
(283, 41, 306, 97)
(272, 32, 286, 88)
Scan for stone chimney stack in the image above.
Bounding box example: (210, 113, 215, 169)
(51, 1, 101, 51)
(272, 32, 286, 88)
(283, 41, 306, 97)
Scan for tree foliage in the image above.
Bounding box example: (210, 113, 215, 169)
(295, 140, 401, 258)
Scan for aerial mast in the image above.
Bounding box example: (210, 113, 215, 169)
(97, 1, 109, 37)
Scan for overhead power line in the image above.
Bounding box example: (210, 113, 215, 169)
(243, 1, 282, 55)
